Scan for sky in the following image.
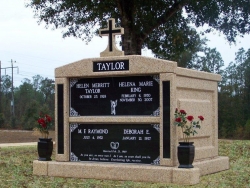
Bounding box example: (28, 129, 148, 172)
(1, 0, 250, 87)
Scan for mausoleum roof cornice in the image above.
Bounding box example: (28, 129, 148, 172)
(176, 67, 221, 81)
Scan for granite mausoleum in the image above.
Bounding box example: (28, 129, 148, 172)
(33, 18, 229, 185)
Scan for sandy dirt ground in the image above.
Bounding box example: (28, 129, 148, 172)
(0, 130, 55, 143)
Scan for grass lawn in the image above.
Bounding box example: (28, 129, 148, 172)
(0, 140, 249, 188)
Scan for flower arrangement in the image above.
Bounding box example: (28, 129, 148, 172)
(174, 108, 204, 142)
(35, 112, 53, 139)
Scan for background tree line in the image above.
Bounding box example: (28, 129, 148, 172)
(218, 48, 250, 139)
(0, 47, 249, 139)
(0, 75, 54, 130)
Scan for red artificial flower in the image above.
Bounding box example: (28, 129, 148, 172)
(175, 108, 178, 113)
(37, 118, 44, 124)
(180, 110, 186, 114)
(175, 117, 182, 123)
(46, 115, 52, 122)
(187, 115, 194, 121)
(198, 116, 204, 121)
(38, 118, 46, 128)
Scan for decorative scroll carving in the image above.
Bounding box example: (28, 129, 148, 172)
(70, 78, 78, 88)
(152, 156, 160, 165)
(152, 124, 160, 133)
(151, 107, 160, 116)
(70, 123, 79, 133)
(70, 152, 79, 162)
(70, 107, 80, 117)
(153, 75, 160, 84)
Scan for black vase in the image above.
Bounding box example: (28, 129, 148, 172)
(177, 142, 195, 168)
(37, 138, 53, 161)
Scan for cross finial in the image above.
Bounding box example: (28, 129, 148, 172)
(99, 18, 124, 57)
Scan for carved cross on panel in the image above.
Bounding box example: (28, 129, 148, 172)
(99, 18, 124, 57)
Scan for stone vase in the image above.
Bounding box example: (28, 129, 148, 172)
(37, 138, 53, 161)
(177, 142, 195, 168)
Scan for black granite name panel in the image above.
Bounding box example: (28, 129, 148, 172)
(93, 60, 129, 72)
(70, 75, 159, 116)
(163, 81, 170, 158)
(70, 124, 160, 164)
(57, 84, 64, 154)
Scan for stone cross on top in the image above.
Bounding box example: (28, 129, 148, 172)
(99, 18, 124, 57)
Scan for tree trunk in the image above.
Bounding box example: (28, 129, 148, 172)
(118, 0, 142, 55)
(121, 27, 142, 55)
